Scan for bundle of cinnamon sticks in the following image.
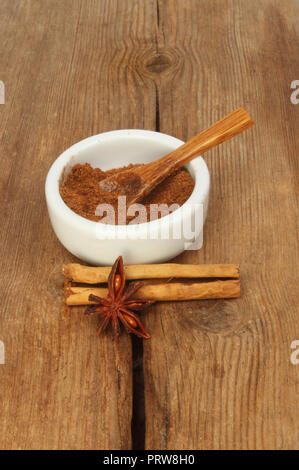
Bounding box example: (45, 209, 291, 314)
(63, 262, 240, 305)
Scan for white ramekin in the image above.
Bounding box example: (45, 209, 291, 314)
(45, 130, 210, 265)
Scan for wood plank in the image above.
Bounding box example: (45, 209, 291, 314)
(0, 0, 157, 449)
(143, 0, 299, 449)
(1, 0, 298, 451)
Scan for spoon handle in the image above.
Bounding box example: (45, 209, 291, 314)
(141, 108, 253, 179)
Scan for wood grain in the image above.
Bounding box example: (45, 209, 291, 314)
(0, 0, 298, 450)
(142, 0, 299, 450)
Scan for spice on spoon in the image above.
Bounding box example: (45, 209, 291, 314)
(59, 162, 194, 224)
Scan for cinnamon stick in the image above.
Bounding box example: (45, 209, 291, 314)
(63, 263, 239, 284)
(65, 280, 240, 305)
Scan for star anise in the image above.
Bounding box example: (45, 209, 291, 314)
(85, 256, 154, 340)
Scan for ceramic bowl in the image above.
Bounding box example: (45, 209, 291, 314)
(45, 129, 210, 265)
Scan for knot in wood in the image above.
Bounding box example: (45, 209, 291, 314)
(145, 53, 172, 75)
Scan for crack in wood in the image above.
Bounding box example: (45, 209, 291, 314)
(131, 335, 145, 449)
(131, 0, 161, 450)
(155, 82, 160, 132)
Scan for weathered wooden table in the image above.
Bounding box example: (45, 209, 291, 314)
(0, 0, 298, 450)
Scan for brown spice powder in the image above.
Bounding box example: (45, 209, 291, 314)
(59, 163, 195, 224)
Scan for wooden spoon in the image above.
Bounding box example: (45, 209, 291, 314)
(99, 107, 253, 204)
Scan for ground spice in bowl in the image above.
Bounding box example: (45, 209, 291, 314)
(59, 163, 195, 224)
